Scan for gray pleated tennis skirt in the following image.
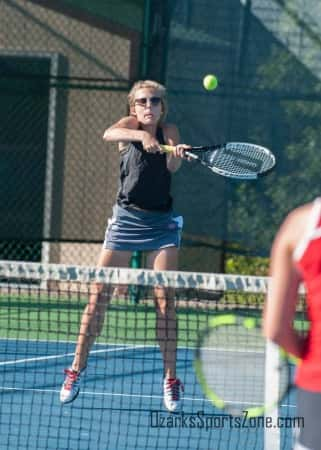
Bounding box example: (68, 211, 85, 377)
(103, 204, 183, 251)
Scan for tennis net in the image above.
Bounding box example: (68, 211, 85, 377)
(0, 261, 302, 450)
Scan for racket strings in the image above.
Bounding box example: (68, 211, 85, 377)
(199, 324, 289, 416)
(202, 144, 275, 177)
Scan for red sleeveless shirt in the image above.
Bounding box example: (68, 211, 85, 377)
(294, 198, 321, 391)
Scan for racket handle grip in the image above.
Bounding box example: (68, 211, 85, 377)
(159, 145, 197, 161)
(160, 144, 175, 153)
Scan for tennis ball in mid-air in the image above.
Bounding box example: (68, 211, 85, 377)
(243, 317, 256, 329)
(203, 74, 218, 91)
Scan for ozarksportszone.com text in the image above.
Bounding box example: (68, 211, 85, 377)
(150, 410, 304, 430)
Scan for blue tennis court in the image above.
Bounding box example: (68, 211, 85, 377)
(0, 263, 304, 450)
(0, 337, 298, 450)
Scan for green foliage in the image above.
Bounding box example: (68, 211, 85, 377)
(226, 40, 321, 256)
(225, 254, 269, 276)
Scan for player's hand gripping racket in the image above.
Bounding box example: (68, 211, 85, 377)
(194, 314, 291, 417)
(161, 142, 276, 180)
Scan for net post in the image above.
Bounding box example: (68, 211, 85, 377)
(264, 339, 281, 450)
(129, 251, 142, 303)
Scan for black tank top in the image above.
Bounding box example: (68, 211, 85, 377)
(117, 127, 172, 211)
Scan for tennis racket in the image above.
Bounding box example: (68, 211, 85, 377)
(194, 314, 291, 418)
(160, 142, 276, 180)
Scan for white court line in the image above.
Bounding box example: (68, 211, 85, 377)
(0, 340, 294, 409)
(0, 345, 265, 367)
(0, 337, 265, 353)
(0, 386, 296, 408)
(0, 386, 205, 402)
(0, 337, 131, 345)
(0, 345, 147, 366)
(0, 338, 269, 368)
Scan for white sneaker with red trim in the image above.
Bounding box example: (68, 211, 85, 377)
(163, 378, 184, 412)
(60, 368, 84, 404)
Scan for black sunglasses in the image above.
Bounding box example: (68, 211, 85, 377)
(134, 96, 161, 106)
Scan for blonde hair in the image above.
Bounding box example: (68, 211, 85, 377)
(128, 80, 168, 123)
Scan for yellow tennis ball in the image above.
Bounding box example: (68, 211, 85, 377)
(243, 317, 256, 329)
(203, 74, 218, 91)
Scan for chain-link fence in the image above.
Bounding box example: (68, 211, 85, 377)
(2, 0, 321, 271)
(0, 0, 137, 265)
(166, 0, 321, 262)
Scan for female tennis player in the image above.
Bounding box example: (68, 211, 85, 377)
(264, 198, 321, 450)
(60, 80, 190, 412)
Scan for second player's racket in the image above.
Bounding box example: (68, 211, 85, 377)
(161, 142, 276, 180)
(194, 314, 291, 418)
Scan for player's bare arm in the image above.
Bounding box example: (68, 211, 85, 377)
(103, 116, 160, 152)
(264, 205, 310, 357)
(163, 124, 190, 172)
